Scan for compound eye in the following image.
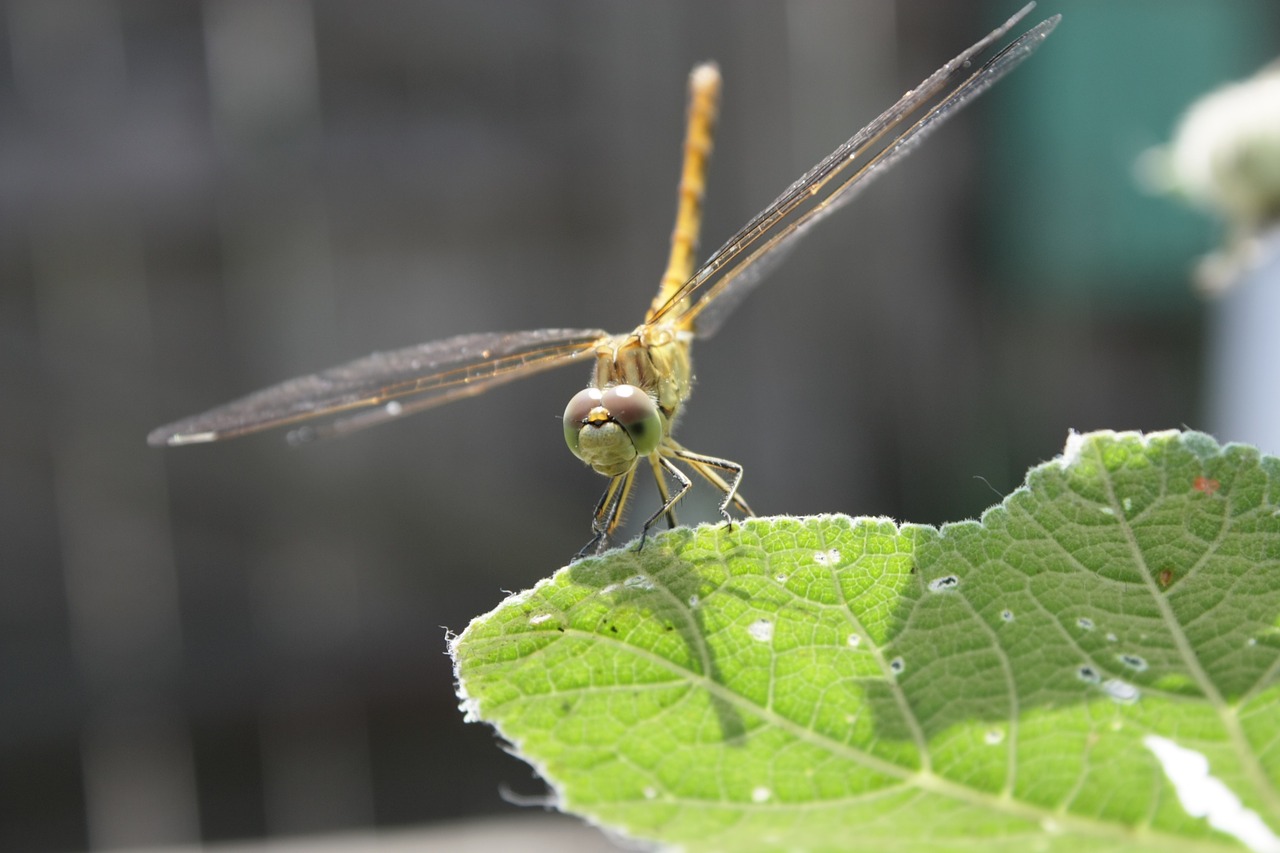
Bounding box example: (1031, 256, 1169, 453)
(600, 385, 662, 455)
(562, 387, 605, 458)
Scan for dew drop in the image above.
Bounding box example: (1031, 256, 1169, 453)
(1077, 617, 1095, 631)
(624, 575, 655, 590)
(928, 575, 959, 592)
(1103, 678, 1140, 704)
(747, 619, 774, 643)
(1077, 665, 1101, 684)
(385, 400, 403, 416)
(1117, 653, 1148, 672)
(846, 633, 861, 648)
(643, 786, 658, 800)
(1001, 609, 1014, 623)
(751, 786, 772, 803)
(774, 573, 788, 583)
(812, 549, 841, 565)
(985, 728, 1005, 745)
(688, 594, 700, 608)
(889, 656, 905, 675)
(1106, 632, 1118, 643)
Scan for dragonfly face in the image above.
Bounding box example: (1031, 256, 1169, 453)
(148, 5, 1058, 558)
(563, 384, 663, 477)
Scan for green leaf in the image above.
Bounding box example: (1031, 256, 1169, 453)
(451, 430, 1280, 852)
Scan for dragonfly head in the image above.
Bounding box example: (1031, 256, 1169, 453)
(563, 385, 663, 477)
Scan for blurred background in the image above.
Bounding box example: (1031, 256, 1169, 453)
(3, 0, 1278, 850)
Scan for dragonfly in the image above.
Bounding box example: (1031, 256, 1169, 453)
(149, 5, 1058, 557)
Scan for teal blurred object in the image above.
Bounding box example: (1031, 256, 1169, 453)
(985, 0, 1278, 308)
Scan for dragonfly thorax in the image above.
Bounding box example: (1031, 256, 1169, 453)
(599, 324, 693, 417)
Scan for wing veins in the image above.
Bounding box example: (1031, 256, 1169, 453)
(148, 329, 607, 446)
(648, 4, 1057, 335)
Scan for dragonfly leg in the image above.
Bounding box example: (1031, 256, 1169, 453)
(637, 455, 693, 551)
(577, 469, 636, 559)
(681, 455, 752, 517)
(669, 445, 747, 525)
(648, 453, 678, 529)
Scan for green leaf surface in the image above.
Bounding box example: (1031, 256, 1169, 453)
(451, 430, 1280, 852)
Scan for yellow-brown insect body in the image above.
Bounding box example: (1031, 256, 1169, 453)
(146, 10, 1058, 560)
(561, 62, 720, 546)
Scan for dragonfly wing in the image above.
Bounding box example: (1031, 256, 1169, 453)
(652, 6, 1058, 338)
(148, 328, 609, 446)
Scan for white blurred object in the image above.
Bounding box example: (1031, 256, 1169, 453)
(1157, 61, 1280, 294)
(1172, 64, 1280, 224)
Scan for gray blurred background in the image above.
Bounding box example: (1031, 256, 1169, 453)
(3, 0, 1278, 850)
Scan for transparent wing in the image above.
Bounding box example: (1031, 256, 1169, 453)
(649, 4, 1059, 338)
(147, 328, 609, 446)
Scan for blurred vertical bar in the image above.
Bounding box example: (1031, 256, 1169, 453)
(202, 0, 336, 371)
(9, 0, 199, 847)
(1207, 235, 1280, 455)
(202, 0, 375, 834)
